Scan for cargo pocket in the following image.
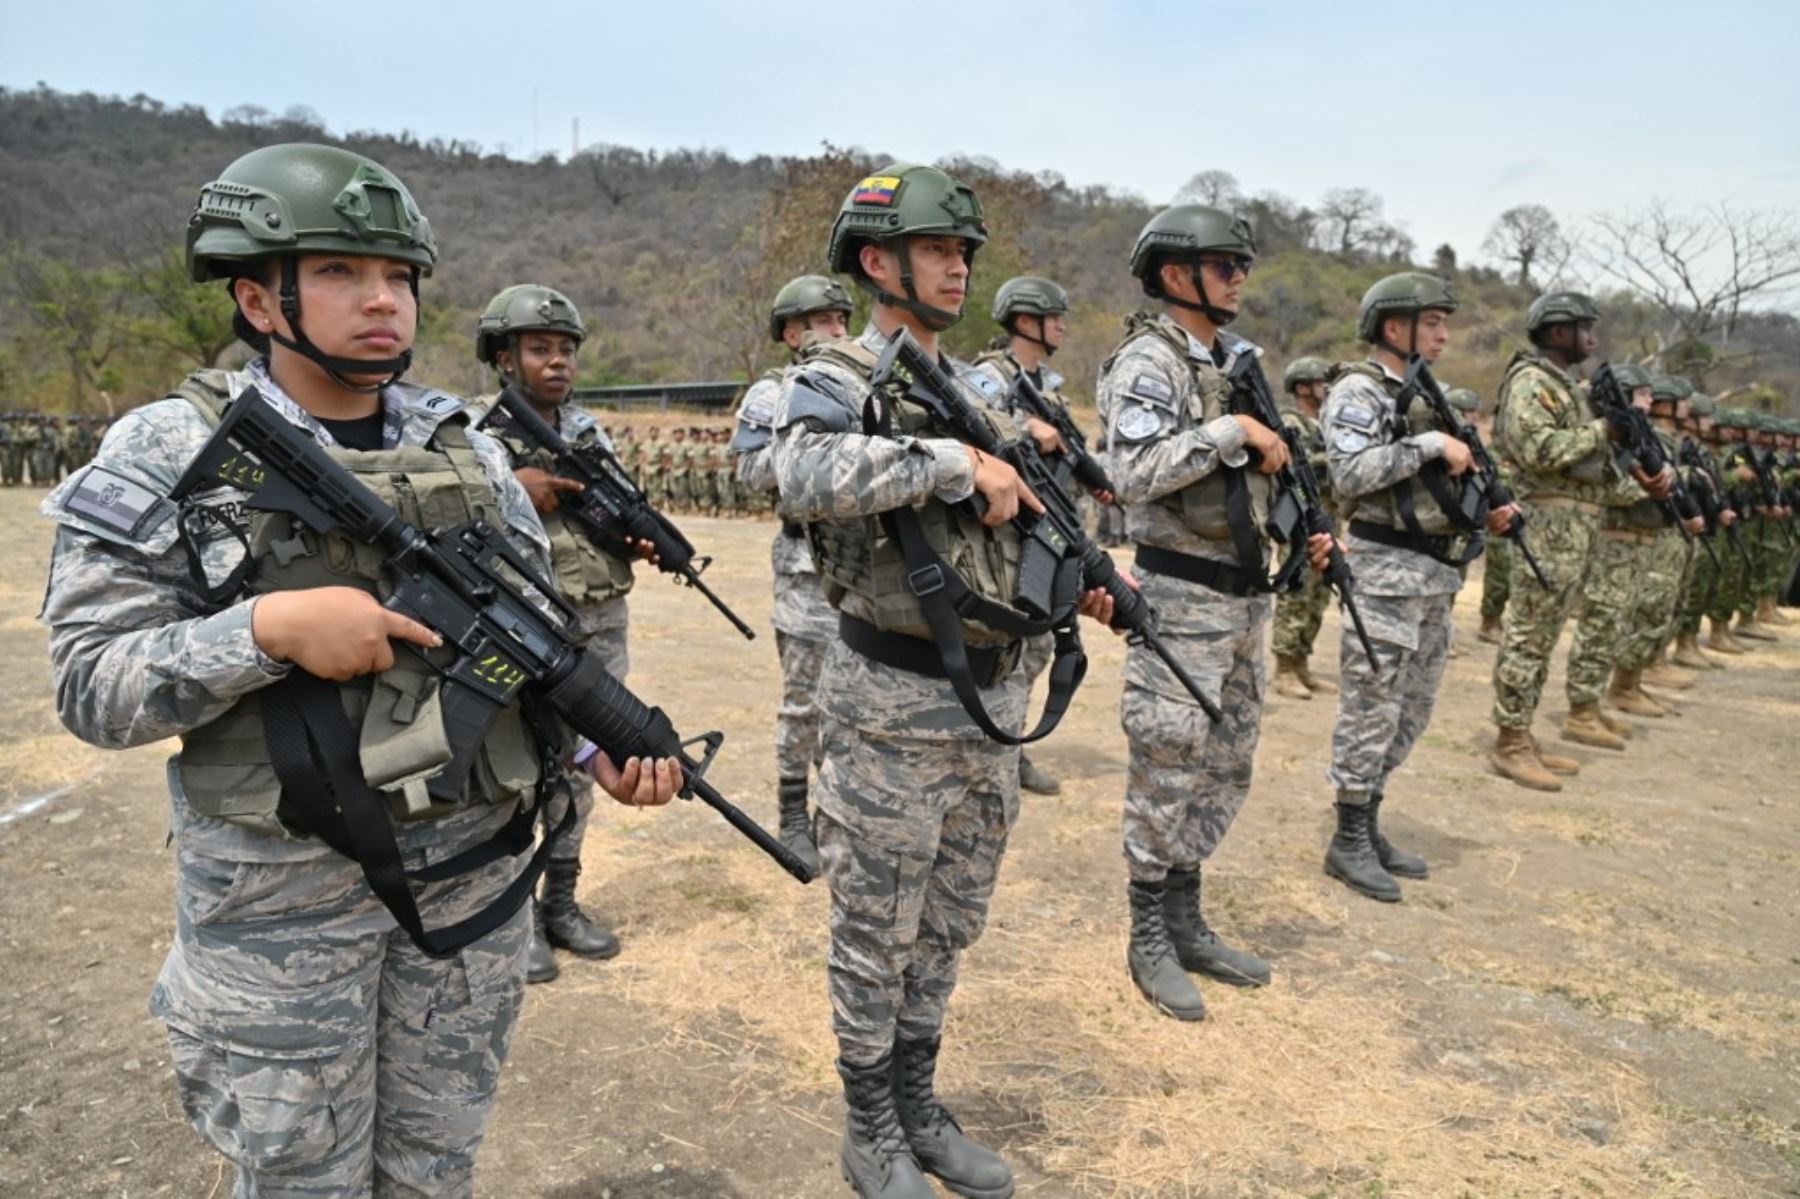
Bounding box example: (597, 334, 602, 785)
(165, 1027, 358, 1174)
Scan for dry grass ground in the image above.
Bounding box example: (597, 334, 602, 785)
(0, 485, 1795, 1197)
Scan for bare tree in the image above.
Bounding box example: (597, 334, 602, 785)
(1584, 201, 1800, 350)
(1315, 187, 1385, 258)
(1482, 204, 1569, 290)
(1174, 169, 1241, 208)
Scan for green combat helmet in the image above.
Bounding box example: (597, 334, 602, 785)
(1356, 272, 1458, 350)
(1444, 387, 1481, 413)
(827, 164, 987, 332)
(768, 275, 853, 342)
(1687, 394, 1716, 419)
(992, 276, 1070, 353)
(1282, 356, 1332, 393)
(1128, 204, 1257, 326)
(1524, 291, 1601, 336)
(476, 284, 586, 365)
(187, 142, 437, 389)
(1611, 363, 1655, 394)
(1650, 374, 1694, 404)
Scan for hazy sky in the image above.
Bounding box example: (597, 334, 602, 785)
(6, 0, 1797, 273)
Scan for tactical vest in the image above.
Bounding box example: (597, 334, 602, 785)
(1103, 313, 1272, 543)
(802, 338, 1027, 649)
(1497, 352, 1613, 496)
(510, 430, 635, 607)
(173, 379, 543, 841)
(1329, 362, 1466, 537)
(1611, 428, 1679, 530)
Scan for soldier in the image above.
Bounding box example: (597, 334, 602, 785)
(474, 283, 647, 983)
(731, 273, 854, 876)
(642, 424, 667, 508)
(0, 415, 14, 485)
(711, 426, 737, 517)
(1440, 387, 1484, 660)
(1099, 204, 1334, 1019)
(1708, 411, 1763, 652)
(971, 274, 1109, 796)
(1488, 294, 1674, 790)
(17, 414, 41, 484)
(1269, 355, 1336, 700)
(39, 143, 678, 1198)
(665, 425, 691, 513)
(1316, 274, 1518, 901)
(1670, 392, 1734, 670)
(1742, 415, 1794, 637)
(1631, 377, 1708, 691)
(772, 163, 1113, 1199)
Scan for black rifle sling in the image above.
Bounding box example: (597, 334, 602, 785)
(861, 392, 1086, 746)
(1221, 467, 1275, 591)
(263, 670, 571, 958)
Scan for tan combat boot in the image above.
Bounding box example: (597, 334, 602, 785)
(1735, 611, 1778, 641)
(1477, 616, 1503, 645)
(1641, 658, 1695, 691)
(1272, 654, 1313, 701)
(1608, 668, 1667, 717)
(1490, 728, 1563, 792)
(1757, 595, 1792, 626)
(1707, 617, 1747, 654)
(1294, 656, 1336, 694)
(1672, 632, 1721, 671)
(1595, 705, 1634, 740)
(1563, 703, 1627, 751)
(1531, 735, 1582, 777)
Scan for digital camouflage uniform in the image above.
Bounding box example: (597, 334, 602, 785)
(42, 363, 550, 1198)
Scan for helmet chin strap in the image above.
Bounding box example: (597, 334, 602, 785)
(1009, 316, 1059, 356)
(502, 335, 561, 410)
(1376, 311, 1419, 361)
(1153, 262, 1238, 326)
(859, 239, 965, 333)
(268, 256, 415, 394)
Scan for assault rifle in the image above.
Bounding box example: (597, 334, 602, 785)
(482, 388, 756, 639)
(1678, 439, 1751, 568)
(870, 329, 1223, 725)
(1224, 351, 1377, 664)
(1006, 371, 1116, 499)
(1396, 355, 1550, 588)
(170, 390, 815, 932)
(1589, 364, 1703, 536)
(1748, 445, 1797, 546)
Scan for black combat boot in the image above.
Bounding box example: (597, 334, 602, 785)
(1162, 868, 1271, 987)
(893, 1037, 1014, 1199)
(1368, 793, 1428, 879)
(526, 899, 558, 985)
(1126, 880, 1206, 1021)
(540, 860, 620, 959)
(838, 1054, 935, 1199)
(1324, 801, 1402, 903)
(777, 777, 821, 876)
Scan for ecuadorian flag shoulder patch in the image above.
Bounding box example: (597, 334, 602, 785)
(854, 176, 901, 206)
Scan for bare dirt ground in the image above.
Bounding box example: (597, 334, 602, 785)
(1, 486, 1795, 1198)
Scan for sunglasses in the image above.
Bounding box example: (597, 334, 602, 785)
(1197, 255, 1254, 281)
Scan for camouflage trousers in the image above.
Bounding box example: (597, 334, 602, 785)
(1493, 505, 1598, 730)
(1704, 523, 1754, 622)
(1325, 592, 1454, 803)
(1565, 529, 1649, 706)
(815, 716, 1018, 1067)
(1480, 536, 1512, 623)
(1270, 566, 1330, 659)
(1615, 530, 1688, 671)
(774, 631, 828, 780)
(1120, 571, 1269, 883)
(0, 446, 22, 485)
(549, 605, 630, 865)
(154, 799, 530, 1198)
(1752, 519, 1794, 601)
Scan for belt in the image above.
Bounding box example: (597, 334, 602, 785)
(1348, 520, 1458, 558)
(1601, 526, 1661, 543)
(1133, 544, 1261, 597)
(780, 521, 805, 539)
(1528, 496, 1603, 515)
(838, 614, 1021, 690)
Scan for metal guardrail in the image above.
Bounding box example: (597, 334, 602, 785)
(572, 381, 746, 412)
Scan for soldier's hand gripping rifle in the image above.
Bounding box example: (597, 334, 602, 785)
(1749, 444, 1797, 546)
(1396, 356, 1553, 587)
(482, 388, 756, 640)
(1589, 364, 1705, 537)
(1223, 351, 1377, 665)
(1006, 371, 1117, 500)
(1679, 439, 1751, 568)
(171, 389, 814, 888)
(871, 328, 1223, 724)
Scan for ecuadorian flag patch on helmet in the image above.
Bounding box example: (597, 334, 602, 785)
(854, 176, 901, 206)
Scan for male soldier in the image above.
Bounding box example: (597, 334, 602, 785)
(666, 425, 691, 514)
(17, 414, 41, 484)
(1317, 275, 1518, 901)
(642, 425, 667, 508)
(40, 143, 677, 1197)
(1270, 355, 1336, 700)
(711, 426, 737, 517)
(1709, 411, 1765, 652)
(1099, 204, 1334, 1018)
(0, 415, 14, 485)
(1630, 377, 1707, 692)
(1440, 386, 1483, 660)
(1489, 294, 1674, 790)
(474, 283, 642, 982)
(732, 273, 853, 875)
(1741, 415, 1794, 637)
(971, 274, 1108, 796)
(772, 164, 1113, 1199)
(1670, 392, 1734, 670)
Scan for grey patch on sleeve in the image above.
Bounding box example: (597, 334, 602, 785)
(730, 421, 772, 452)
(1333, 402, 1379, 432)
(1114, 405, 1167, 443)
(739, 395, 777, 429)
(61, 466, 175, 542)
(1332, 428, 1375, 453)
(781, 372, 855, 433)
(1127, 373, 1176, 409)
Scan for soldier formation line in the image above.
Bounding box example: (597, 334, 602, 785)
(30, 143, 1800, 1199)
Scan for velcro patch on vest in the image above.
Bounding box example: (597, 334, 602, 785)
(179, 489, 250, 544)
(62, 466, 173, 541)
(965, 370, 1002, 399)
(1127, 373, 1176, 409)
